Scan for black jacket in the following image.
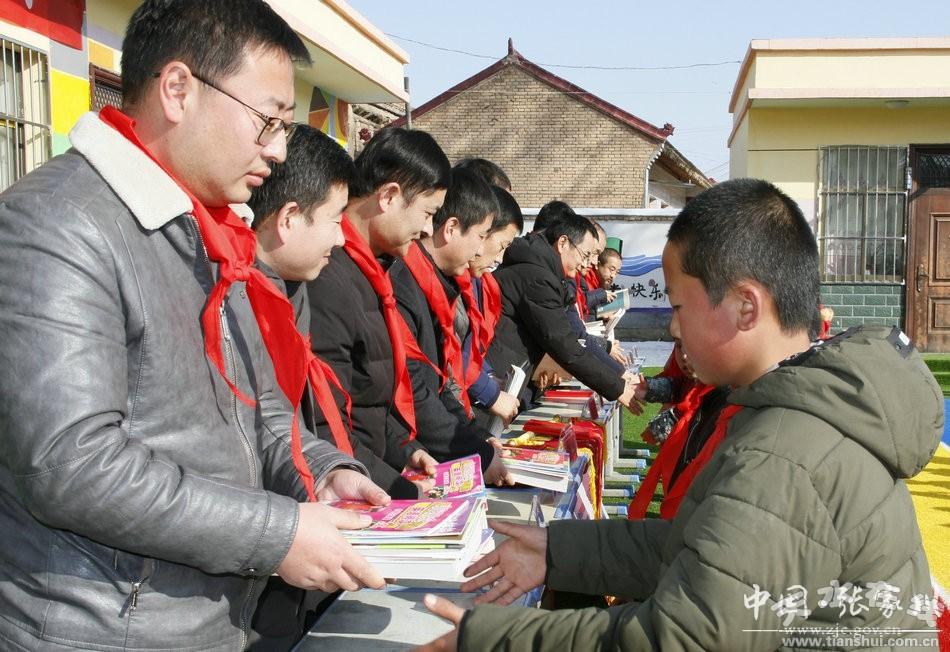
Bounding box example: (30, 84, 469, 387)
(306, 248, 420, 499)
(389, 248, 496, 469)
(488, 233, 625, 399)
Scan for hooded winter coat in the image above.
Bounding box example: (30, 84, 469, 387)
(461, 326, 942, 650)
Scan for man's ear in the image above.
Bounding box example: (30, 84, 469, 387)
(376, 182, 402, 213)
(555, 235, 570, 255)
(155, 61, 194, 125)
(733, 281, 766, 332)
(442, 216, 461, 241)
(273, 201, 301, 245)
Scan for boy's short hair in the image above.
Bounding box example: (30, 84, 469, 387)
(350, 127, 451, 202)
(247, 125, 355, 230)
(432, 169, 497, 232)
(121, 0, 310, 109)
(453, 158, 511, 191)
(489, 186, 524, 234)
(667, 178, 819, 333)
(598, 247, 622, 266)
(542, 210, 597, 247)
(533, 200, 574, 233)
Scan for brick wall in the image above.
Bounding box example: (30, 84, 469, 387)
(410, 65, 658, 208)
(820, 284, 905, 331)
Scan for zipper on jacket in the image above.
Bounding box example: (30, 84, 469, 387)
(238, 576, 257, 649)
(124, 558, 153, 616)
(221, 304, 258, 487)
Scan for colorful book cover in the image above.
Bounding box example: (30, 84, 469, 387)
(501, 447, 569, 467)
(401, 454, 485, 499)
(327, 499, 474, 537)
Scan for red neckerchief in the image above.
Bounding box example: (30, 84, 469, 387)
(340, 217, 431, 442)
(584, 267, 601, 290)
(455, 271, 485, 388)
(479, 271, 502, 345)
(574, 274, 589, 319)
(100, 105, 350, 500)
(305, 340, 353, 457)
(403, 242, 470, 415)
(627, 385, 742, 520)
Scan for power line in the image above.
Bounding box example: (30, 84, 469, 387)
(387, 33, 741, 71)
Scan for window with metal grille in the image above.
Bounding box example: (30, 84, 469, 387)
(90, 65, 122, 112)
(1, 38, 51, 193)
(818, 146, 907, 283)
(917, 151, 950, 188)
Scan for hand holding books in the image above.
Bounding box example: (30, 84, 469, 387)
(278, 467, 392, 592)
(402, 449, 439, 497)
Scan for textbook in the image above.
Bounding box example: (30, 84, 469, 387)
(488, 365, 527, 436)
(500, 447, 571, 492)
(595, 288, 630, 317)
(328, 497, 490, 581)
(401, 454, 485, 499)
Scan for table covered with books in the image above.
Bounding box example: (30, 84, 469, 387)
(295, 388, 625, 651)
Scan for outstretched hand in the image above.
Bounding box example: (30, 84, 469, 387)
(412, 594, 465, 652)
(461, 519, 547, 605)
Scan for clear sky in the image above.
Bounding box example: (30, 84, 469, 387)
(347, 0, 950, 180)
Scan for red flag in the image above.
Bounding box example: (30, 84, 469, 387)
(0, 0, 85, 50)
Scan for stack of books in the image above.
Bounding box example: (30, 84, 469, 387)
(329, 454, 490, 581)
(500, 447, 571, 492)
(329, 496, 489, 582)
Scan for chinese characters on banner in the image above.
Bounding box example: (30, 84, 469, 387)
(620, 265, 670, 309)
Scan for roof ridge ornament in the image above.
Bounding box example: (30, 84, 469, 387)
(506, 37, 522, 62)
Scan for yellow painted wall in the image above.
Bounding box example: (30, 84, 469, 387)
(50, 70, 90, 136)
(754, 50, 950, 92)
(732, 104, 950, 223)
(728, 116, 749, 179)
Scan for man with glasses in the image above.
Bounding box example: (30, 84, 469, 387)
(488, 208, 639, 409)
(0, 1, 388, 650)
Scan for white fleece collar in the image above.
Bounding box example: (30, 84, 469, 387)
(68, 112, 256, 230)
(69, 112, 192, 230)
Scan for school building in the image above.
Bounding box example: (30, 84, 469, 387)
(728, 38, 950, 352)
(0, 0, 408, 193)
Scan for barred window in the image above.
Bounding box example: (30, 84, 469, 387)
(1, 38, 51, 193)
(90, 65, 122, 113)
(818, 146, 907, 283)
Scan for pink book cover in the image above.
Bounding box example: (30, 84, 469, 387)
(401, 454, 484, 499)
(501, 447, 569, 467)
(327, 499, 474, 536)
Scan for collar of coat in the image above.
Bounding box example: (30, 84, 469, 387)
(68, 111, 254, 230)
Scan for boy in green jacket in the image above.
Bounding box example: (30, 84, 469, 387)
(419, 178, 944, 651)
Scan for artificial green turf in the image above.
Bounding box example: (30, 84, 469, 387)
(603, 367, 663, 518)
(922, 354, 950, 395)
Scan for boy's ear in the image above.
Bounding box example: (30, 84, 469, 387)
(377, 182, 402, 213)
(274, 201, 301, 244)
(733, 281, 765, 332)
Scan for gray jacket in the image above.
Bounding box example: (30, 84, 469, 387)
(0, 112, 362, 651)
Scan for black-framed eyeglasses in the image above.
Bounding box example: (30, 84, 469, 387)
(154, 71, 296, 146)
(569, 241, 596, 263)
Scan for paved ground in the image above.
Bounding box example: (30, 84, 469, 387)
(621, 340, 673, 368)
